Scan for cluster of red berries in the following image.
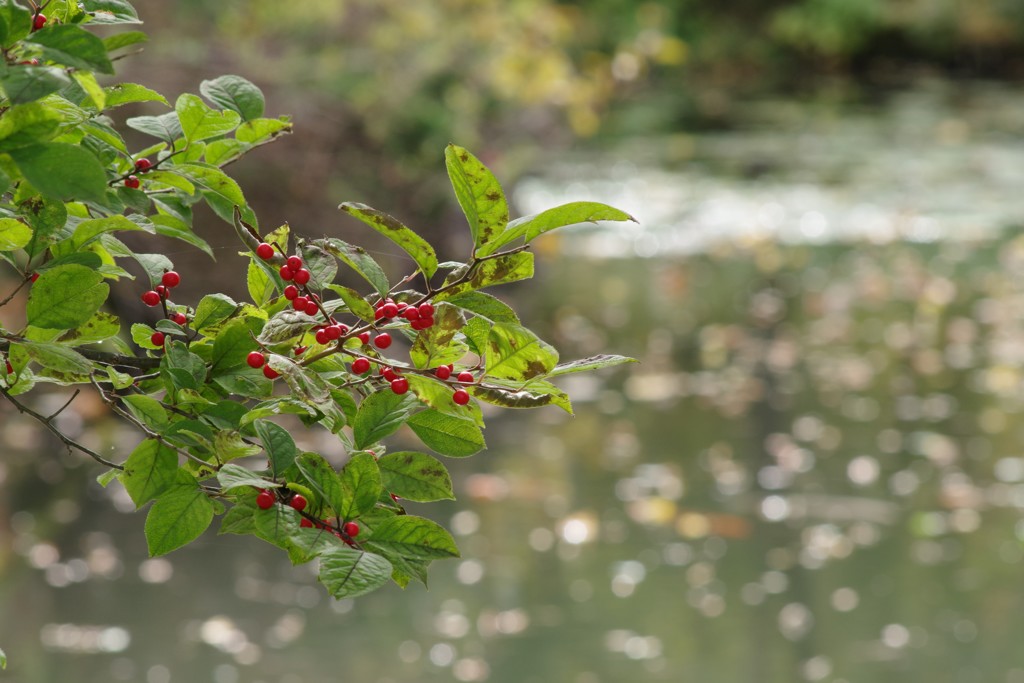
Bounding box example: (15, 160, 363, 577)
(245, 350, 280, 380)
(140, 272, 187, 347)
(256, 488, 360, 544)
(124, 158, 153, 189)
(278, 255, 312, 285)
(374, 298, 435, 331)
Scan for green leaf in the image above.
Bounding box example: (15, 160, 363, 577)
(97, 468, 120, 487)
(193, 293, 238, 332)
(144, 471, 216, 556)
(19, 340, 91, 375)
(444, 144, 508, 250)
(298, 241, 337, 289)
(150, 214, 214, 258)
(121, 394, 169, 431)
(180, 163, 248, 223)
(71, 214, 150, 249)
(199, 75, 265, 121)
(353, 390, 416, 450)
(73, 70, 106, 110)
(145, 170, 195, 194)
(296, 451, 345, 513)
(163, 341, 206, 390)
(204, 138, 246, 165)
(254, 419, 297, 473)
(26, 24, 114, 74)
(0, 2, 32, 49)
(378, 451, 454, 502)
(444, 291, 519, 323)
(211, 319, 254, 372)
(547, 354, 638, 377)
(175, 93, 241, 143)
(0, 65, 72, 104)
(271, 354, 332, 406)
(103, 82, 167, 108)
(132, 252, 174, 287)
(26, 264, 108, 329)
(0, 217, 31, 250)
(338, 202, 438, 278)
(409, 303, 464, 369)
(217, 463, 270, 491)
(471, 380, 573, 413)
(0, 102, 61, 150)
(403, 374, 483, 425)
(55, 310, 119, 345)
(406, 409, 486, 457)
(318, 547, 392, 599)
(235, 116, 292, 143)
(339, 452, 381, 519)
(102, 30, 148, 52)
(121, 439, 177, 508)
(479, 201, 635, 256)
(486, 322, 558, 381)
(82, 0, 141, 24)
(126, 111, 181, 143)
(435, 252, 534, 300)
(219, 495, 257, 535)
(320, 237, 389, 297)
(9, 142, 107, 202)
(366, 515, 460, 559)
(326, 284, 375, 322)
(247, 258, 276, 307)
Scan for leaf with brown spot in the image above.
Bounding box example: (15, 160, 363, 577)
(444, 144, 508, 251)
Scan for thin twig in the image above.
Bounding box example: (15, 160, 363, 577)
(0, 387, 123, 470)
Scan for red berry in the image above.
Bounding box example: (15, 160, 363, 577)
(421, 317, 435, 328)
(161, 271, 180, 288)
(284, 285, 299, 300)
(410, 318, 429, 330)
(19, 59, 39, 66)
(434, 365, 451, 380)
(293, 268, 311, 285)
(247, 351, 265, 368)
(155, 285, 168, 299)
(170, 312, 187, 325)
(457, 371, 475, 383)
(343, 521, 360, 538)
(325, 325, 342, 340)
(32, 13, 45, 31)
(396, 302, 408, 312)
(30, 272, 39, 282)
(403, 307, 420, 321)
(256, 243, 274, 260)
(300, 517, 313, 528)
(352, 358, 370, 374)
(418, 303, 435, 317)
(374, 307, 385, 321)
(6, 361, 13, 374)
(134, 158, 153, 173)
(124, 175, 140, 189)
(287, 256, 303, 272)
(453, 389, 471, 405)
(256, 490, 275, 510)
(279, 265, 294, 281)
(304, 300, 319, 316)
(358, 332, 371, 345)
(391, 377, 409, 394)
(381, 302, 398, 318)
(315, 329, 330, 345)
(374, 333, 392, 349)
(142, 290, 160, 306)
(382, 367, 398, 382)
(294, 345, 307, 356)
(263, 364, 280, 379)
(289, 494, 308, 512)
(292, 296, 308, 311)
(150, 331, 165, 346)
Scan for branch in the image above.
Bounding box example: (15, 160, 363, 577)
(0, 387, 123, 471)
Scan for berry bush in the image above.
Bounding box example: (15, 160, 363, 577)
(0, 2, 635, 664)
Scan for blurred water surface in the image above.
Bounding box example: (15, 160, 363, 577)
(5, 84, 1024, 683)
